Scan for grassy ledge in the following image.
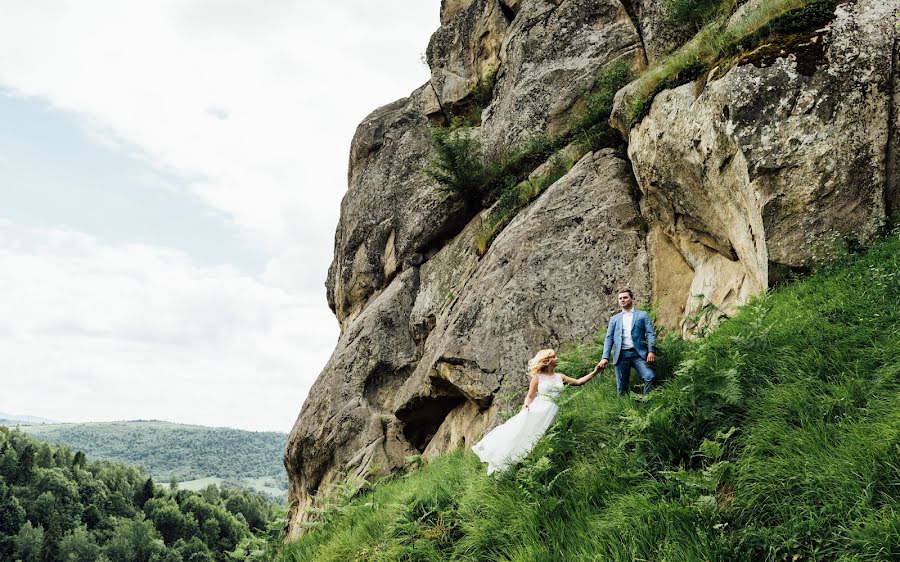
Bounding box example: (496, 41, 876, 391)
(279, 234, 900, 561)
(622, 0, 838, 128)
(426, 61, 633, 255)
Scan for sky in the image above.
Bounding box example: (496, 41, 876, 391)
(0, 0, 441, 432)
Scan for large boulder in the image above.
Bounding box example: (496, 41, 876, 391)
(622, 0, 898, 332)
(481, 0, 646, 149)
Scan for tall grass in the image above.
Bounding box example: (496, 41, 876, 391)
(281, 234, 900, 560)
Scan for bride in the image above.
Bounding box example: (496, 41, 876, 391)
(473, 349, 601, 474)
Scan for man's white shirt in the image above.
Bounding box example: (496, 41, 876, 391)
(622, 309, 635, 349)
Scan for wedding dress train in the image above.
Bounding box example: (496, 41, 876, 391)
(473, 373, 563, 474)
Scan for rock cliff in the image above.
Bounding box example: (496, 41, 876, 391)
(286, 0, 899, 537)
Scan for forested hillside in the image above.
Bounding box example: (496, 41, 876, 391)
(280, 235, 899, 560)
(0, 428, 283, 561)
(10, 421, 288, 501)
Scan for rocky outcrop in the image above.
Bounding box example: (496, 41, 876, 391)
(328, 0, 515, 330)
(619, 0, 898, 331)
(287, 147, 649, 535)
(285, 269, 422, 537)
(481, 0, 646, 148)
(288, 0, 898, 538)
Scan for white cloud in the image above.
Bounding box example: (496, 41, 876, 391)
(0, 0, 438, 252)
(0, 224, 336, 431)
(0, 1, 441, 429)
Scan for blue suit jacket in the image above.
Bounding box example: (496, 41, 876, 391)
(602, 309, 656, 364)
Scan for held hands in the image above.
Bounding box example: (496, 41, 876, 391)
(596, 354, 654, 369)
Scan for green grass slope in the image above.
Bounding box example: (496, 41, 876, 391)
(280, 234, 899, 562)
(14, 421, 289, 501)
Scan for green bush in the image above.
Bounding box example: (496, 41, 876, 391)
(569, 59, 634, 151)
(425, 127, 562, 214)
(425, 127, 502, 209)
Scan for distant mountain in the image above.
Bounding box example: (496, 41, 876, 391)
(14, 420, 289, 501)
(0, 411, 59, 424)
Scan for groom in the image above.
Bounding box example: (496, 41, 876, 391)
(597, 289, 657, 396)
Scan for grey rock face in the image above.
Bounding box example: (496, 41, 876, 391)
(500, 0, 524, 15)
(441, 0, 478, 24)
(428, 0, 510, 113)
(327, 96, 469, 329)
(481, 0, 646, 149)
(623, 0, 898, 332)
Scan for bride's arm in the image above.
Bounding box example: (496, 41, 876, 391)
(560, 364, 602, 386)
(522, 376, 540, 410)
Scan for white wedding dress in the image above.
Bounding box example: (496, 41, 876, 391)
(473, 373, 564, 474)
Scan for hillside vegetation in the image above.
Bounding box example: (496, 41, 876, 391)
(13, 421, 288, 501)
(280, 235, 900, 561)
(0, 428, 283, 562)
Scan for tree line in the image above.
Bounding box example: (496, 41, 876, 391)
(18, 421, 288, 493)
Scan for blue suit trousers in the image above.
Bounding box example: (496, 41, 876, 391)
(615, 348, 655, 396)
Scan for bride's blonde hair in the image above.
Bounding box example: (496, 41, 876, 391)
(527, 349, 556, 376)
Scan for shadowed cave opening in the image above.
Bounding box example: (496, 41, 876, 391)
(396, 379, 466, 452)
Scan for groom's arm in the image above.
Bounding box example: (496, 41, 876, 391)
(601, 318, 615, 361)
(643, 312, 657, 363)
(644, 312, 656, 353)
